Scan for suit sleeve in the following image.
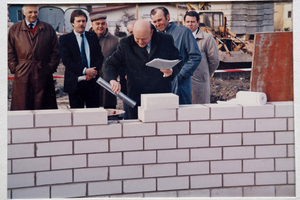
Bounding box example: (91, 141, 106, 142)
(180, 29, 202, 79)
(166, 35, 183, 81)
(102, 40, 126, 82)
(7, 27, 18, 74)
(59, 35, 86, 77)
(90, 33, 104, 72)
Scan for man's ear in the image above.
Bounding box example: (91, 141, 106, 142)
(22, 9, 25, 16)
(166, 14, 170, 21)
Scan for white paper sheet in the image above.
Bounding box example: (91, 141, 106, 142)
(146, 58, 180, 70)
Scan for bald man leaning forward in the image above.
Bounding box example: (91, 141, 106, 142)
(103, 20, 183, 119)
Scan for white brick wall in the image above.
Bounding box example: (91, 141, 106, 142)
(7, 99, 294, 198)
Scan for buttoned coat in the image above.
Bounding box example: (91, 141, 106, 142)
(103, 28, 182, 119)
(192, 28, 220, 104)
(8, 19, 60, 110)
(59, 31, 104, 95)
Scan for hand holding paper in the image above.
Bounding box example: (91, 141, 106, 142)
(146, 58, 180, 70)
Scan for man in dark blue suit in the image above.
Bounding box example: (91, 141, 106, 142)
(103, 20, 182, 119)
(59, 10, 104, 108)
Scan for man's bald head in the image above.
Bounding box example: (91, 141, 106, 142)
(133, 20, 153, 48)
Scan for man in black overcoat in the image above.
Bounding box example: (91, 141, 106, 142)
(103, 20, 182, 119)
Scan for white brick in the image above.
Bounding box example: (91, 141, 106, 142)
(88, 124, 121, 139)
(124, 151, 156, 164)
(157, 121, 189, 135)
(288, 171, 295, 184)
(288, 144, 295, 157)
(207, 104, 242, 119)
(141, 93, 179, 110)
(52, 155, 86, 169)
(88, 181, 122, 196)
(36, 170, 72, 185)
(223, 146, 254, 159)
(72, 108, 107, 125)
(138, 106, 177, 122)
(8, 144, 34, 159)
(8, 110, 33, 129)
(224, 173, 254, 186)
(88, 153, 122, 167)
(12, 187, 50, 199)
(110, 165, 142, 179)
(178, 162, 209, 175)
(157, 177, 189, 191)
(74, 139, 108, 153)
(177, 104, 210, 121)
(145, 191, 177, 197)
(8, 173, 34, 188)
(223, 119, 254, 132)
(191, 120, 222, 134)
(211, 160, 242, 173)
(51, 126, 86, 141)
(12, 128, 49, 143)
(191, 148, 221, 161)
(110, 193, 143, 198)
(178, 189, 210, 197)
(158, 149, 189, 163)
(124, 179, 156, 193)
(145, 136, 176, 150)
(8, 160, 11, 174)
(123, 122, 156, 137)
(74, 167, 108, 182)
(275, 131, 294, 144)
(178, 135, 209, 148)
(244, 186, 275, 197)
(275, 158, 295, 171)
(276, 185, 295, 197)
(243, 132, 274, 145)
(36, 141, 72, 156)
(243, 104, 274, 118)
(35, 109, 72, 127)
(270, 101, 293, 117)
(211, 187, 243, 197)
(144, 163, 176, 177)
(51, 183, 86, 198)
(12, 157, 50, 173)
(256, 118, 287, 131)
(288, 118, 294, 130)
(8, 130, 11, 144)
(256, 145, 287, 158)
(243, 159, 274, 172)
(211, 133, 242, 146)
(110, 137, 143, 151)
(191, 174, 222, 188)
(256, 172, 287, 185)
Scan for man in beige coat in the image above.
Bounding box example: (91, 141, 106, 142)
(184, 11, 220, 104)
(8, 5, 60, 110)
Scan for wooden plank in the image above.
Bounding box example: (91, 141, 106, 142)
(250, 32, 293, 101)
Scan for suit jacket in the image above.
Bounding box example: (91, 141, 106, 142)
(103, 28, 182, 118)
(59, 31, 104, 94)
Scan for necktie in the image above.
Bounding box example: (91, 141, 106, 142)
(29, 23, 34, 29)
(80, 34, 88, 68)
(143, 47, 149, 58)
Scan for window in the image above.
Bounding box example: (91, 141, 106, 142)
(288, 11, 292, 18)
(17, 10, 24, 21)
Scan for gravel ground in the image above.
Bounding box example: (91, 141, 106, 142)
(7, 63, 250, 110)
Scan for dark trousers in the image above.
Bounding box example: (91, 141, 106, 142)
(68, 80, 100, 108)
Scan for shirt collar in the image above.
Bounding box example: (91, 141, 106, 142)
(25, 19, 37, 28)
(74, 31, 85, 37)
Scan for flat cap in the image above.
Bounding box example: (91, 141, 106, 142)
(90, 13, 107, 22)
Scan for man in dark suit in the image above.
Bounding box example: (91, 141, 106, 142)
(59, 10, 104, 108)
(103, 20, 182, 119)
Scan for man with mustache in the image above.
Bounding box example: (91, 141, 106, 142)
(8, 5, 60, 110)
(59, 9, 104, 108)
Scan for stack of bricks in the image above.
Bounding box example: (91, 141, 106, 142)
(211, 2, 274, 35)
(7, 94, 295, 199)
